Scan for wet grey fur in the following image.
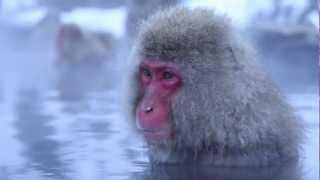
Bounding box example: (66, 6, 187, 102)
(130, 7, 303, 167)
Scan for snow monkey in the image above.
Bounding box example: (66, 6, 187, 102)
(130, 7, 303, 167)
(55, 24, 116, 99)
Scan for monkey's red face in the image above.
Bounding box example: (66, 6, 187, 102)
(136, 60, 182, 141)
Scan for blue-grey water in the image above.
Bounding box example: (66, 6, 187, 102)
(0, 74, 318, 180)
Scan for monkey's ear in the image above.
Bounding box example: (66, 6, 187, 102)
(56, 24, 83, 50)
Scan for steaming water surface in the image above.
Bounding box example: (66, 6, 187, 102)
(0, 79, 318, 180)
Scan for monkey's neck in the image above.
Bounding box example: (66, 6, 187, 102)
(147, 141, 224, 164)
(147, 142, 297, 166)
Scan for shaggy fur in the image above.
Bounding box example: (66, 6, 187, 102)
(129, 7, 303, 167)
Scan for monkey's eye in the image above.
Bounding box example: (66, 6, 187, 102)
(141, 68, 152, 77)
(162, 71, 175, 80)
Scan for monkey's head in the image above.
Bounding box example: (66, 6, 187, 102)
(56, 24, 115, 66)
(55, 24, 117, 100)
(131, 7, 301, 164)
(133, 7, 239, 145)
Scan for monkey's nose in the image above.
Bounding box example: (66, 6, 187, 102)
(145, 107, 153, 113)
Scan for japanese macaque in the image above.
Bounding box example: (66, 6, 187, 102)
(55, 24, 116, 100)
(129, 7, 303, 166)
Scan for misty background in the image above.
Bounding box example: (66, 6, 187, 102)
(0, 0, 318, 180)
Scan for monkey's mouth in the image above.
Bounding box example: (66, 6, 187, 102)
(140, 128, 171, 140)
